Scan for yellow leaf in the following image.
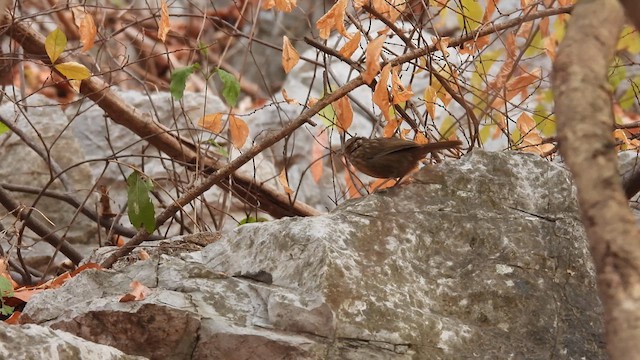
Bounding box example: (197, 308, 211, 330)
(424, 85, 437, 119)
(68, 79, 82, 92)
(55, 61, 91, 80)
(158, 0, 171, 42)
(198, 113, 224, 133)
(45, 28, 67, 63)
(332, 96, 353, 133)
(278, 169, 294, 195)
(80, 13, 97, 52)
(373, 64, 392, 121)
(363, 34, 387, 84)
(282, 36, 300, 74)
(339, 32, 361, 59)
(456, 0, 484, 31)
(229, 114, 249, 149)
(316, 0, 349, 39)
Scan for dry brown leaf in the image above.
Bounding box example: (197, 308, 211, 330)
(198, 113, 224, 133)
(516, 112, 536, 134)
(333, 96, 353, 133)
(383, 117, 402, 138)
(482, 0, 499, 22)
(414, 133, 428, 144)
(282, 36, 299, 74)
(79, 12, 96, 52)
(138, 250, 150, 261)
(391, 67, 413, 104)
(373, 64, 392, 121)
(363, 34, 387, 84)
(311, 130, 327, 183)
(432, 36, 450, 57)
(372, 0, 406, 22)
(119, 281, 151, 302)
(339, 32, 361, 59)
(229, 114, 249, 149)
(278, 169, 294, 195)
(262, 0, 297, 12)
(367, 178, 395, 192)
(4, 311, 21, 324)
(158, 0, 171, 42)
(316, 0, 349, 39)
(281, 88, 297, 104)
(344, 170, 364, 199)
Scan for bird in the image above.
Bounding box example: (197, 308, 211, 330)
(342, 136, 462, 178)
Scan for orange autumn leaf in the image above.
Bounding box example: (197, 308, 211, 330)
(262, 0, 297, 12)
(4, 311, 21, 324)
(119, 281, 151, 302)
(229, 114, 249, 149)
(371, 0, 406, 22)
(344, 169, 364, 199)
(12, 288, 44, 302)
(391, 67, 413, 104)
(158, 0, 171, 42)
(333, 96, 353, 133)
(516, 112, 536, 134)
(282, 36, 299, 74)
(198, 113, 224, 133)
(383, 117, 402, 138)
(339, 32, 361, 58)
(373, 64, 392, 121)
(316, 0, 349, 39)
(311, 130, 327, 183)
(278, 169, 294, 195)
(281, 88, 297, 104)
(79, 12, 96, 52)
(432, 36, 450, 57)
(367, 178, 395, 192)
(482, 0, 499, 22)
(363, 34, 387, 84)
(414, 133, 428, 144)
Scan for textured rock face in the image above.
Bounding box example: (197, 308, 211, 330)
(0, 322, 146, 359)
(19, 151, 604, 359)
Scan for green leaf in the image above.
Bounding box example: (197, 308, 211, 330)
(238, 216, 268, 225)
(1, 304, 13, 316)
(479, 125, 492, 144)
(439, 116, 458, 138)
(45, 28, 67, 63)
(0, 122, 9, 135)
(170, 63, 201, 100)
(456, 0, 483, 32)
(0, 276, 13, 298)
(215, 68, 240, 107)
(206, 139, 229, 157)
(127, 172, 156, 233)
(609, 58, 626, 89)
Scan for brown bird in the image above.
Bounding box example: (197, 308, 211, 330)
(342, 136, 462, 178)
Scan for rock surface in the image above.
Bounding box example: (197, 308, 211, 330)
(19, 150, 605, 359)
(0, 322, 146, 359)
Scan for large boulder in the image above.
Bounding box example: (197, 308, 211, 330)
(19, 150, 604, 359)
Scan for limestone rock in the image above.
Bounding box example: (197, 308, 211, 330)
(20, 151, 605, 359)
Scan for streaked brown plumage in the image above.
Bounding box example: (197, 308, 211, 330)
(343, 137, 462, 178)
